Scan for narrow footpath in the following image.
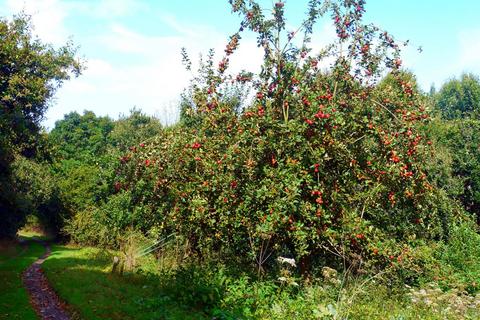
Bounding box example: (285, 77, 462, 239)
(22, 241, 71, 320)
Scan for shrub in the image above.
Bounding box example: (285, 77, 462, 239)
(430, 220, 480, 293)
(435, 73, 480, 119)
(9, 156, 67, 238)
(106, 0, 462, 278)
(429, 119, 480, 217)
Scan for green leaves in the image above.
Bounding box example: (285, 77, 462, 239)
(436, 73, 480, 120)
(0, 14, 82, 239)
(101, 0, 456, 274)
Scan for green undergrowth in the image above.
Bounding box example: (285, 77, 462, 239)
(43, 245, 204, 320)
(0, 239, 44, 320)
(42, 242, 480, 320)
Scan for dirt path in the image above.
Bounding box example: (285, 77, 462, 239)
(22, 241, 71, 320)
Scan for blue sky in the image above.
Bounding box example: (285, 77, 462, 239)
(1, 0, 480, 128)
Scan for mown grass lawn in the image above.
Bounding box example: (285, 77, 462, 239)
(42, 244, 480, 320)
(13, 227, 479, 320)
(42, 245, 207, 320)
(0, 238, 44, 320)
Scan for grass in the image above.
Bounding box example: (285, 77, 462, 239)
(17, 228, 53, 242)
(41, 245, 480, 320)
(42, 245, 208, 320)
(0, 238, 44, 320)
(2, 225, 479, 319)
(0, 240, 23, 262)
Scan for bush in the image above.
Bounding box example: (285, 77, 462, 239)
(65, 191, 135, 247)
(9, 156, 67, 238)
(424, 118, 480, 217)
(435, 73, 480, 119)
(108, 0, 460, 277)
(429, 220, 480, 293)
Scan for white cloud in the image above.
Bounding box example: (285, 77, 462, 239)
(0, 0, 237, 127)
(47, 49, 191, 127)
(100, 24, 187, 57)
(1, 1, 288, 128)
(3, 0, 142, 45)
(86, 58, 114, 77)
(5, 0, 68, 44)
(85, 21, 262, 105)
(42, 21, 246, 128)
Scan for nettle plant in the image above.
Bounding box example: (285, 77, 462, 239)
(115, 0, 454, 274)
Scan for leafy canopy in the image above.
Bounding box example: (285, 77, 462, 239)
(0, 14, 81, 238)
(436, 73, 480, 119)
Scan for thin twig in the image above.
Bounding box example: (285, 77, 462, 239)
(372, 99, 401, 122)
